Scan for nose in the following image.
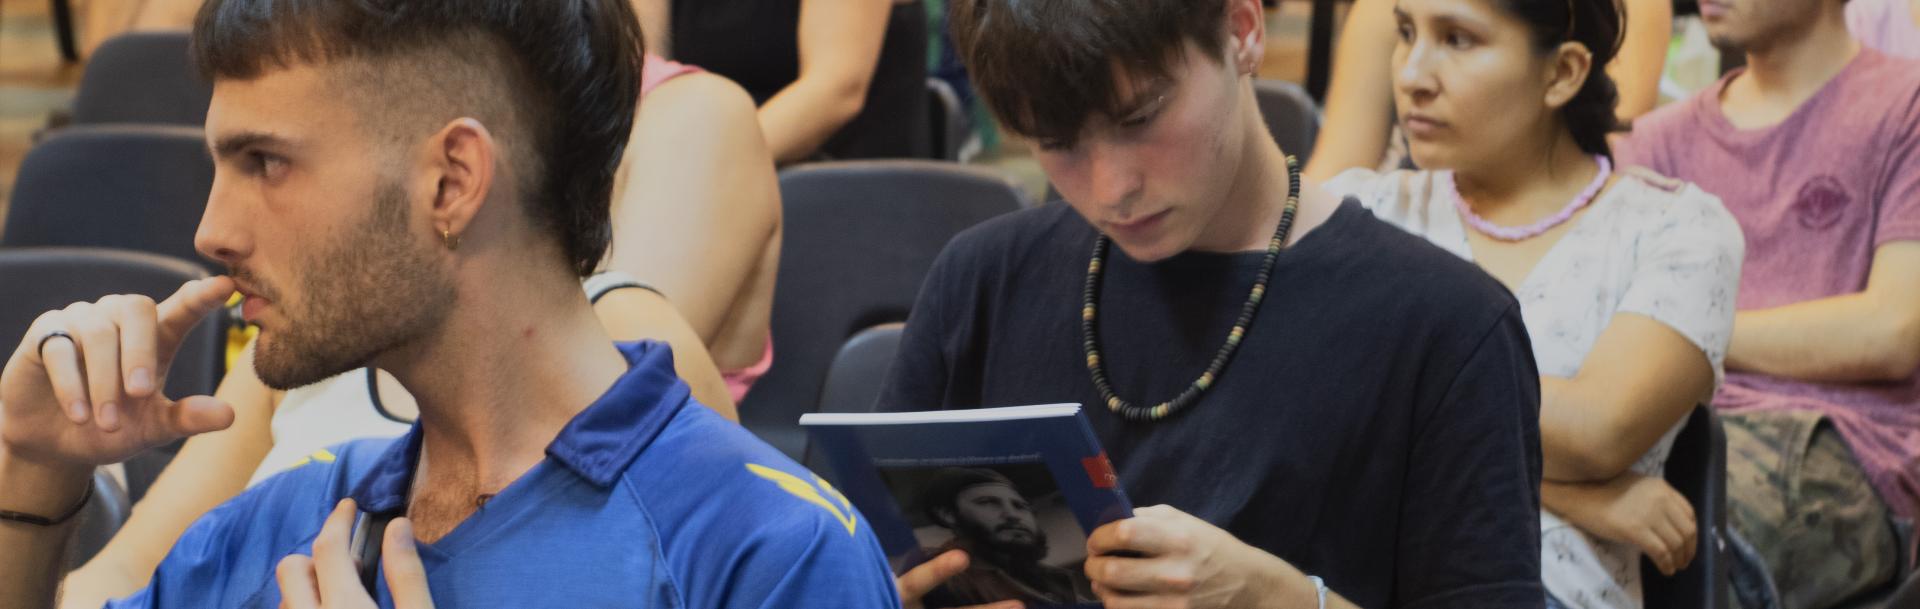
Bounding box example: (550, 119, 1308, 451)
(1394, 35, 1439, 104)
(193, 172, 253, 270)
(1082, 140, 1144, 217)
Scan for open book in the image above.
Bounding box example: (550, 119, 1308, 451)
(802, 404, 1131, 609)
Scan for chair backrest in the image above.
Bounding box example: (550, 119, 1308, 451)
(71, 31, 211, 127)
(0, 248, 226, 501)
(926, 78, 967, 161)
(741, 161, 1025, 459)
(803, 323, 906, 474)
(1644, 404, 1730, 609)
(3, 125, 217, 273)
(65, 470, 132, 573)
(1253, 79, 1322, 164)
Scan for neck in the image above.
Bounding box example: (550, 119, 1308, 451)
(1738, 12, 1860, 100)
(379, 257, 627, 496)
(1453, 131, 1598, 221)
(1190, 104, 1297, 253)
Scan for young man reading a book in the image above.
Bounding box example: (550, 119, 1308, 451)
(0, 1, 900, 607)
(880, 0, 1546, 607)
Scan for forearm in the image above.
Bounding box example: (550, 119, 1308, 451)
(1236, 545, 1362, 609)
(0, 450, 92, 609)
(1609, 0, 1672, 120)
(757, 79, 866, 164)
(1537, 376, 1627, 482)
(1300, 0, 1397, 182)
(1729, 294, 1920, 382)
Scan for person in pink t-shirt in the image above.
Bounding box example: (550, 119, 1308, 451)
(1847, 0, 1920, 58)
(1616, 0, 1920, 605)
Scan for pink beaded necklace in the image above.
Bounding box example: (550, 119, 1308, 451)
(1445, 155, 1612, 241)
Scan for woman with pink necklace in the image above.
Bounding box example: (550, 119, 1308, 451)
(1322, 0, 1745, 604)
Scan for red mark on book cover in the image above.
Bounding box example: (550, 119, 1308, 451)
(1082, 453, 1118, 489)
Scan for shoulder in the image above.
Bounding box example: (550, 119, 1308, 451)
(1313, 201, 1519, 338)
(937, 203, 1091, 276)
(1623, 89, 1710, 147)
(1611, 170, 1745, 252)
(637, 71, 762, 139)
(1318, 168, 1446, 233)
(626, 407, 898, 605)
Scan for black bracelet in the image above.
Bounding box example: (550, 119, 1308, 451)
(0, 479, 94, 527)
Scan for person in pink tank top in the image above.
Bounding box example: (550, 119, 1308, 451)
(611, 54, 782, 404)
(1617, 0, 1920, 604)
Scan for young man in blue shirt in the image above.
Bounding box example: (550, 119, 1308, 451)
(0, 1, 898, 607)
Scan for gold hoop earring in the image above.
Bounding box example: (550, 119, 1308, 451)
(442, 229, 461, 251)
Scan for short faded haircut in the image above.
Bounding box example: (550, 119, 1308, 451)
(949, 0, 1231, 146)
(192, 0, 645, 277)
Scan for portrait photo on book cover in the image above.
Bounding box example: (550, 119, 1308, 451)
(881, 462, 1100, 606)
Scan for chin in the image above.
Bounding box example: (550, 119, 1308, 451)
(1107, 235, 1187, 263)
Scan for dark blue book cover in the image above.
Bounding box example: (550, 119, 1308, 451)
(802, 404, 1131, 609)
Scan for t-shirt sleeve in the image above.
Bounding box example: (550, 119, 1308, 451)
(1874, 85, 1920, 245)
(680, 463, 904, 609)
(101, 482, 286, 608)
(1614, 186, 1746, 388)
(1393, 304, 1547, 609)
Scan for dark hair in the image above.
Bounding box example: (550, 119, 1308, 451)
(191, 0, 645, 277)
(918, 467, 1018, 526)
(949, 0, 1230, 146)
(1501, 0, 1626, 158)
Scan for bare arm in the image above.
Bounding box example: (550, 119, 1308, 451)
(55, 342, 280, 609)
(1302, 0, 1399, 182)
(756, 0, 893, 163)
(593, 288, 739, 421)
(1609, 0, 1672, 121)
(1540, 314, 1715, 482)
(1727, 242, 1920, 383)
(608, 72, 781, 371)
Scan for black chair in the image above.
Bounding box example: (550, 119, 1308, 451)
(926, 78, 968, 162)
(65, 470, 132, 572)
(1643, 405, 1731, 609)
(1254, 79, 1323, 164)
(3, 125, 218, 274)
(70, 31, 211, 127)
(802, 323, 906, 475)
(740, 161, 1026, 459)
(0, 248, 227, 502)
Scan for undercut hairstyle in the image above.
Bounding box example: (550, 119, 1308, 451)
(191, 0, 645, 277)
(949, 0, 1231, 147)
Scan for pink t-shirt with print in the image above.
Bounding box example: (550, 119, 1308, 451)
(1618, 48, 1920, 520)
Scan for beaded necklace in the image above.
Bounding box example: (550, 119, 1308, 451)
(1081, 155, 1301, 422)
(1446, 155, 1611, 241)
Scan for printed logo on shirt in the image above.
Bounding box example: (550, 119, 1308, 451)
(745, 463, 860, 537)
(284, 448, 338, 472)
(1794, 176, 1853, 230)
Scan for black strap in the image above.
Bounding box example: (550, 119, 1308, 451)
(0, 479, 94, 527)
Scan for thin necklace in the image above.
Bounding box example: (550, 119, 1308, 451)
(1446, 155, 1611, 241)
(1081, 155, 1301, 422)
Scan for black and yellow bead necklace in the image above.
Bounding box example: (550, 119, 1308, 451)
(1081, 155, 1301, 422)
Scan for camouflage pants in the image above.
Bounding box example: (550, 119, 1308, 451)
(1724, 410, 1899, 609)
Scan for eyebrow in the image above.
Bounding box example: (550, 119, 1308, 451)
(1114, 78, 1175, 118)
(209, 131, 296, 161)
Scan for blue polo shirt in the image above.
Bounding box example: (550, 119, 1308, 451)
(106, 341, 900, 608)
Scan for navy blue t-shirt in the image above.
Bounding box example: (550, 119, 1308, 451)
(108, 341, 901, 608)
(878, 201, 1546, 609)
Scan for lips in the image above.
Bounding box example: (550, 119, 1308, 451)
(1699, 0, 1729, 18)
(1106, 209, 1170, 236)
(1402, 114, 1449, 138)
